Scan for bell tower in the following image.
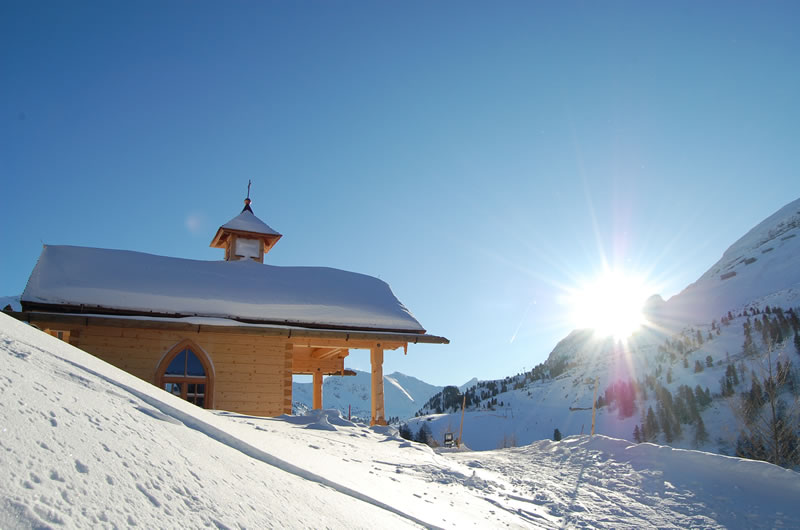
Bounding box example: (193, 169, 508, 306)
(209, 183, 282, 263)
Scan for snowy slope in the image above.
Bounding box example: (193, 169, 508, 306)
(293, 370, 442, 420)
(653, 197, 800, 327)
(2, 312, 799, 528)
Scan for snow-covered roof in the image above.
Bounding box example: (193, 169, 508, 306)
(220, 209, 281, 237)
(21, 245, 426, 333)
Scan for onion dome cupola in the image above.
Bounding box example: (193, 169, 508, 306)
(210, 190, 282, 263)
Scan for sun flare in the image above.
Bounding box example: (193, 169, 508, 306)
(567, 270, 653, 339)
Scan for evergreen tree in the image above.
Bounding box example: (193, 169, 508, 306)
(686, 389, 700, 422)
(694, 360, 704, 373)
(553, 428, 562, 441)
(721, 364, 739, 396)
(658, 403, 674, 442)
(761, 315, 771, 346)
(694, 416, 709, 447)
(674, 395, 690, 424)
(645, 406, 659, 441)
(734, 349, 800, 467)
(789, 308, 800, 334)
(794, 331, 800, 356)
(743, 322, 757, 356)
(398, 423, 413, 440)
(739, 361, 748, 385)
(745, 378, 764, 424)
(633, 424, 642, 443)
(706, 355, 713, 368)
(415, 423, 434, 446)
(694, 385, 707, 407)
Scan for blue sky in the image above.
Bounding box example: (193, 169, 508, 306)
(2, 1, 799, 386)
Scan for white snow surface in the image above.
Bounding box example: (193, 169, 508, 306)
(21, 245, 425, 332)
(2, 313, 799, 528)
(220, 209, 281, 236)
(654, 197, 800, 326)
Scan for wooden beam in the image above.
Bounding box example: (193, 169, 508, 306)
(292, 357, 344, 375)
(312, 371, 323, 410)
(310, 347, 348, 360)
(370, 347, 386, 426)
(330, 369, 357, 376)
(290, 337, 407, 350)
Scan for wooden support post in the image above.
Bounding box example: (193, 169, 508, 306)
(457, 393, 466, 447)
(370, 346, 386, 426)
(591, 376, 599, 436)
(283, 342, 293, 415)
(312, 370, 323, 410)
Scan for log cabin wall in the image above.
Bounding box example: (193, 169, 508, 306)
(35, 320, 292, 417)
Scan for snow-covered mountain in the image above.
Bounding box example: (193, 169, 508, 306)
(293, 370, 443, 420)
(3, 312, 799, 528)
(411, 199, 800, 465)
(650, 197, 800, 327)
(0, 295, 20, 311)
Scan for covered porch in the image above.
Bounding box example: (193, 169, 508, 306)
(291, 333, 446, 425)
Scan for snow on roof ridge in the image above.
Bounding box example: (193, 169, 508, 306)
(21, 245, 426, 333)
(221, 209, 281, 236)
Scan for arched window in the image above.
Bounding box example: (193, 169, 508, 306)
(156, 340, 214, 409)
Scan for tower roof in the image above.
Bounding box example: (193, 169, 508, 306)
(210, 198, 282, 256)
(219, 208, 281, 237)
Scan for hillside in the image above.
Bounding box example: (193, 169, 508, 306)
(2, 312, 799, 528)
(410, 199, 800, 466)
(652, 197, 800, 327)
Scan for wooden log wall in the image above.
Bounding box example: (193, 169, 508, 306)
(37, 321, 292, 417)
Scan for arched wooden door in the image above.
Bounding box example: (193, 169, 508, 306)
(156, 340, 214, 409)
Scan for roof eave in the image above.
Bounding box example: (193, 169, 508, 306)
(8, 311, 450, 345)
(17, 301, 436, 337)
(209, 228, 283, 249)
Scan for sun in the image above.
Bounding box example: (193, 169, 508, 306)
(566, 270, 653, 339)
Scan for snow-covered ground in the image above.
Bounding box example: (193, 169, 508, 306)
(2, 313, 799, 528)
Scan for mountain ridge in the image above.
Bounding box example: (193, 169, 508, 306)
(409, 198, 800, 466)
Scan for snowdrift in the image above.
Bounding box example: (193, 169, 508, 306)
(2, 312, 798, 528)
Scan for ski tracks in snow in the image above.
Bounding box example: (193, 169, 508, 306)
(450, 436, 799, 528)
